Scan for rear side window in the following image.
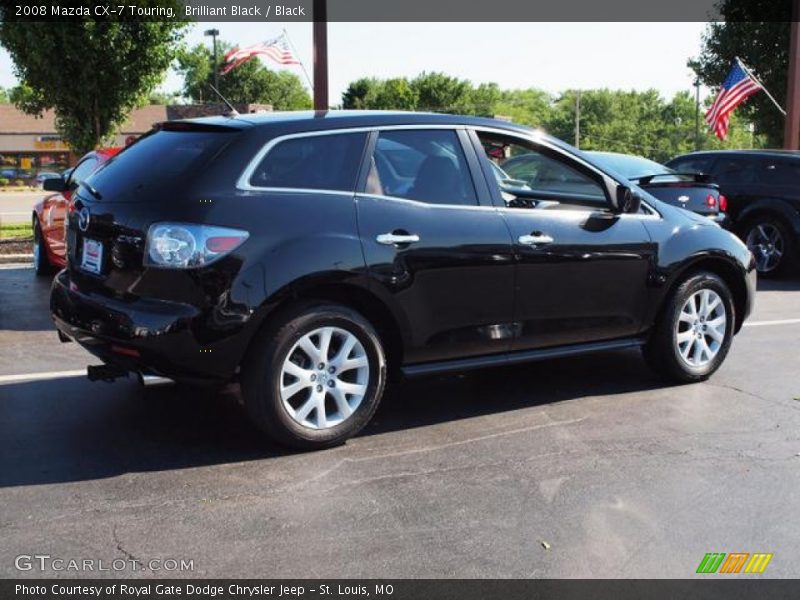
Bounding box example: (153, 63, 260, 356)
(86, 129, 236, 202)
(670, 156, 714, 175)
(249, 132, 367, 192)
(368, 129, 477, 206)
(714, 158, 757, 185)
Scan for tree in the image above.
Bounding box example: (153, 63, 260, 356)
(373, 78, 417, 110)
(0, 15, 187, 154)
(410, 72, 472, 113)
(692, 0, 792, 146)
(176, 42, 311, 110)
(342, 77, 381, 109)
(0, 87, 8, 103)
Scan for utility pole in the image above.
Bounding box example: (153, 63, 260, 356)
(204, 28, 220, 92)
(694, 78, 701, 150)
(313, 0, 329, 111)
(784, 0, 800, 149)
(574, 90, 581, 149)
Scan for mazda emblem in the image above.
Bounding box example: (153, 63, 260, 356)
(78, 207, 91, 232)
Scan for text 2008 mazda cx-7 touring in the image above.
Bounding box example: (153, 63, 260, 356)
(51, 111, 756, 449)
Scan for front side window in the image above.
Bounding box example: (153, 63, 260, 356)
(250, 132, 367, 192)
(477, 132, 607, 208)
(758, 160, 800, 186)
(367, 130, 478, 206)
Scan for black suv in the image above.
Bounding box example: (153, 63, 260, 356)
(51, 112, 755, 449)
(668, 150, 800, 276)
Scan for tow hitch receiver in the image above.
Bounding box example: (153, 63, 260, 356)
(87, 364, 129, 383)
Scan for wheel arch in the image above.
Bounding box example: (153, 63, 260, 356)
(243, 281, 406, 376)
(657, 256, 750, 334)
(735, 198, 800, 238)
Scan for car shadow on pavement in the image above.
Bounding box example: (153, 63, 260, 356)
(0, 349, 663, 487)
(757, 276, 800, 292)
(0, 267, 55, 332)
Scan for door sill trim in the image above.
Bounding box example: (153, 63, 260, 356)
(401, 337, 645, 377)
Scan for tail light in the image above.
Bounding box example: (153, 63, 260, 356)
(718, 194, 728, 212)
(144, 223, 249, 269)
(705, 194, 717, 209)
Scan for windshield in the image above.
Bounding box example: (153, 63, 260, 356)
(588, 152, 674, 180)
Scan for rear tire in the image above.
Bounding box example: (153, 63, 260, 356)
(241, 303, 387, 450)
(643, 271, 735, 383)
(741, 215, 794, 277)
(32, 219, 52, 276)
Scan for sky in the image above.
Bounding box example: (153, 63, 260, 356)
(0, 22, 714, 103)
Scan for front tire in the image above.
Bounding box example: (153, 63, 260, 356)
(241, 303, 387, 450)
(32, 219, 52, 276)
(643, 271, 735, 383)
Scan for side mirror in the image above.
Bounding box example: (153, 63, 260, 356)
(42, 177, 68, 192)
(615, 185, 642, 214)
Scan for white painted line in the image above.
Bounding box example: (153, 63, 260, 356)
(744, 318, 800, 328)
(0, 369, 85, 385)
(0, 212, 31, 216)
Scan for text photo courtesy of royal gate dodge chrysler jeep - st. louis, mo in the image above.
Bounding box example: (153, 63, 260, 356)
(1, 1, 800, 597)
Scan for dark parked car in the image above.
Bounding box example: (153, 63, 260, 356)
(667, 150, 800, 275)
(587, 152, 726, 225)
(51, 112, 756, 449)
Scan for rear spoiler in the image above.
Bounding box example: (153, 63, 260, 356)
(152, 121, 245, 133)
(633, 172, 713, 185)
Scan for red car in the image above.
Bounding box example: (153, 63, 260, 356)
(32, 148, 120, 275)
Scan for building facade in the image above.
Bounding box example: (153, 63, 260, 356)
(0, 103, 271, 183)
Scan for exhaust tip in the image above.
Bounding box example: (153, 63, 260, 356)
(138, 373, 174, 387)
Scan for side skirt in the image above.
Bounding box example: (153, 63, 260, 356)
(401, 338, 646, 377)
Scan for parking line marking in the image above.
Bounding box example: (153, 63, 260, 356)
(744, 318, 800, 328)
(0, 370, 85, 385)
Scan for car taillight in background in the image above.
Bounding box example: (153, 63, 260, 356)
(718, 194, 728, 212)
(705, 194, 717, 209)
(144, 223, 249, 269)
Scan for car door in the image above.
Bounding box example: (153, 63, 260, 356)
(469, 129, 654, 351)
(43, 156, 97, 259)
(356, 127, 516, 365)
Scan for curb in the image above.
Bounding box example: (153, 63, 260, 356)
(0, 254, 32, 264)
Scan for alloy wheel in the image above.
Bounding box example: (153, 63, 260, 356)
(279, 326, 370, 429)
(675, 289, 727, 368)
(745, 223, 784, 273)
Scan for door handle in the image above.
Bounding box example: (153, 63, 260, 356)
(518, 233, 554, 246)
(376, 232, 420, 246)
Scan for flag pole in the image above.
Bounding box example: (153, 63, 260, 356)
(736, 56, 787, 117)
(283, 28, 314, 93)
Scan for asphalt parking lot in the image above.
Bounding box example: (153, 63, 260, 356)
(1, 264, 799, 578)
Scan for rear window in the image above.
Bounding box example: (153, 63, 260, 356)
(249, 132, 367, 192)
(85, 129, 237, 201)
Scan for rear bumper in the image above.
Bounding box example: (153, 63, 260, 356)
(708, 213, 730, 229)
(50, 270, 238, 384)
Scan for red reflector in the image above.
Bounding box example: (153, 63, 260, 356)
(718, 194, 728, 212)
(705, 194, 717, 208)
(111, 345, 140, 358)
(206, 236, 243, 253)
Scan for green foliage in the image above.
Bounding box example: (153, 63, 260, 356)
(340, 75, 767, 162)
(0, 87, 8, 103)
(176, 42, 311, 110)
(148, 91, 179, 105)
(692, 0, 791, 146)
(0, 9, 188, 154)
(0, 177, 9, 186)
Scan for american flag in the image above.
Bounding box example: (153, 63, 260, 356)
(705, 60, 763, 140)
(221, 34, 300, 75)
